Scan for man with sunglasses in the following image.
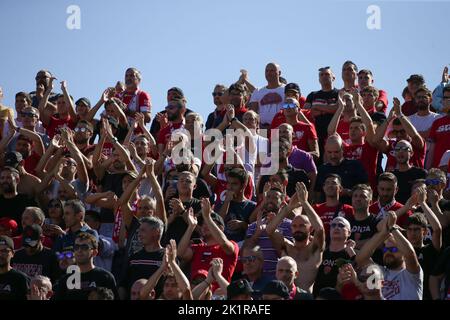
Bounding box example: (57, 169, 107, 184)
(356, 211, 423, 300)
(72, 120, 95, 170)
(239, 246, 271, 299)
(392, 140, 427, 204)
(374, 97, 425, 171)
(157, 99, 186, 155)
(54, 232, 118, 300)
(205, 84, 227, 130)
(357, 69, 388, 114)
(0, 235, 29, 300)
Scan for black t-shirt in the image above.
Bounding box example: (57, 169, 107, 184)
(0, 269, 29, 300)
(258, 165, 310, 198)
(437, 199, 450, 249)
(392, 167, 427, 204)
(430, 246, 450, 300)
(54, 267, 119, 300)
(349, 215, 378, 242)
(315, 159, 368, 204)
(121, 247, 165, 294)
(313, 248, 352, 296)
(0, 194, 37, 231)
(149, 108, 194, 139)
(415, 243, 440, 300)
(11, 247, 61, 284)
(193, 178, 212, 200)
(215, 199, 257, 242)
(124, 216, 142, 259)
(99, 172, 127, 223)
(162, 198, 201, 246)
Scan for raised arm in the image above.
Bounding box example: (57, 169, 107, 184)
(60, 81, 77, 120)
(86, 88, 112, 123)
(145, 160, 167, 225)
(353, 92, 376, 145)
(391, 225, 421, 274)
(327, 94, 344, 136)
(393, 97, 424, 150)
(104, 119, 137, 173)
(417, 187, 442, 251)
(176, 208, 195, 262)
(373, 107, 395, 153)
(92, 121, 108, 180)
(118, 165, 146, 229)
(37, 78, 57, 127)
(62, 128, 88, 186)
(168, 240, 192, 300)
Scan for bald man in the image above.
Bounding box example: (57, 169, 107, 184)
(131, 278, 152, 300)
(267, 182, 325, 293)
(314, 135, 368, 204)
(248, 62, 285, 129)
(275, 256, 313, 300)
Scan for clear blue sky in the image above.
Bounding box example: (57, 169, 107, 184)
(1, 0, 449, 121)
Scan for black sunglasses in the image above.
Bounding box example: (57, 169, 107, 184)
(212, 92, 223, 97)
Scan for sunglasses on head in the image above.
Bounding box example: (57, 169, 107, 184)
(57, 251, 74, 260)
(20, 112, 37, 118)
(282, 102, 298, 109)
(212, 92, 223, 97)
(73, 244, 93, 251)
(239, 255, 258, 263)
(382, 247, 399, 254)
(425, 178, 442, 186)
(331, 222, 346, 229)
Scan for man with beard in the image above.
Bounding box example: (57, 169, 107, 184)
(392, 140, 427, 204)
(0, 167, 37, 230)
(54, 232, 118, 300)
(266, 182, 325, 293)
(356, 211, 423, 300)
(0, 235, 29, 300)
(72, 120, 95, 170)
(248, 63, 285, 129)
(275, 256, 314, 300)
(374, 97, 425, 171)
(157, 99, 186, 154)
(426, 85, 450, 169)
(211, 83, 249, 129)
(118, 67, 152, 124)
(357, 69, 388, 114)
(30, 70, 58, 108)
(401, 74, 427, 116)
(244, 188, 293, 278)
(205, 84, 228, 130)
(349, 184, 379, 250)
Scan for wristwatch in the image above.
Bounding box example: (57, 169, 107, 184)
(231, 117, 238, 123)
(389, 225, 400, 233)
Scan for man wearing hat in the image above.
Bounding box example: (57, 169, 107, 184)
(0, 217, 18, 237)
(270, 83, 309, 127)
(11, 224, 60, 283)
(261, 280, 290, 300)
(227, 279, 253, 300)
(0, 235, 29, 300)
(401, 74, 426, 116)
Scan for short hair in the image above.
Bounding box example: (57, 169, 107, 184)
(228, 83, 246, 95)
(227, 167, 248, 186)
(22, 106, 40, 117)
(140, 216, 164, 239)
(30, 275, 52, 291)
(349, 116, 366, 131)
(126, 67, 142, 81)
(138, 195, 156, 211)
(76, 119, 94, 132)
(342, 60, 358, 72)
(214, 84, 228, 92)
(186, 112, 204, 127)
(17, 134, 33, 145)
(402, 86, 411, 99)
(89, 287, 114, 300)
(243, 110, 259, 122)
(361, 86, 379, 99)
(75, 232, 98, 250)
(243, 245, 264, 260)
(407, 213, 428, 228)
(427, 168, 447, 184)
(443, 84, 450, 95)
(64, 199, 86, 217)
(274, 170, 289, 183)
(1, 166, 20, 178)
(277, 256, 297, 271)
(414, 86, 432, 98)
(324, 174, 342, 186)
(352, 184, 373, 200)
(178, 170, 196, 182)
(358, 69, 373, 77)
(24, 207, 46, 225)
(15, 91, 32, 105)
(378, 172, 397, 185)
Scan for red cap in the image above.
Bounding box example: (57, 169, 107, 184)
(0, 217, 18, 234)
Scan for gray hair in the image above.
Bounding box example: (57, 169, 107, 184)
(140, 216, 164, 239)
(24, 207, 46, 225)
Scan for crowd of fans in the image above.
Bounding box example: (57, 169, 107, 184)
(0, 62, 449, 300)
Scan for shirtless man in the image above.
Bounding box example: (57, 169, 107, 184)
(266, 182, 325, 293)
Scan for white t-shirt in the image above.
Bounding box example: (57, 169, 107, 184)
(382, 266, 423, 300)
(408, 112, 442, 133)
(249, 86, 285, 125)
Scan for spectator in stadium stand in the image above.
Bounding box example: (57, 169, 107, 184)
(157, 98, 187, 155)
(275, 256, 314, 300)
(266, 182, 325, 293)
(227, 279, 253, 300)
(304, 67, 339, 163)
(0, 166, 37, 231)
(426, 85, 450, 169)
(431, 66, 449, 113)
(356, 211, 423, 300)
(177, 199, 239, 290)
(238, 246, 271, 299)
(11, 224, 60, 283)
(328, 90, 380, 190)
(53, 232, 119, 300)
(374, 97, 425, 171)
(391, 140, 427, 204)
(336, 262, 384, 300)
(261, 280, 291, 300)
(314, 134, 368, 205)
(205, 84, 228, 130)
(13, 207, 55, 249)
(401, 74, 427, 116)
(357, 69, 388, 113)
(14, 92, 45, 136)
(0, 235, 29, 300)
(248, 63, 285, 129)
(0, 87, 15, 140)
(0, 218, 17, 238)
(30, 70, 58, 108)
(429, 246, 450, 300)
(27, 275, 53, 300)
(117, 67, 152, 124)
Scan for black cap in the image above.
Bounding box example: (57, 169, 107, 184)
(285, 82, 300, 95)
(261, 280, 290, 299)
(75, 97, 91, 108)
(22, 224, 42, 248)
(227, 279, 253, 299)
(406, 74, 425, 84)
(4, 151, 23, 168)
(168, 87, 184, 98)
(0, 235, 14, 250)
(317, 287, 342, 300)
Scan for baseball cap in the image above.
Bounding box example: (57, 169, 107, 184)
(168, 87, 184, 98)
(22, 224, 42, 248)
(406, 74, 425, 84)
(0, 235, 14, 250)
(4, 151, 23, 168)
(227, 279, 253, 299)
(261, 280, 290, 299)
(284, 83, 300, 94)
(75, 97, 91, 108)
(331, 216, 351, 231)
(0, 217, 18, 234)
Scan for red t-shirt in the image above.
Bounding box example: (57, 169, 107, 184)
(24, 152, 41, 176)
(157, 122, 184, 147)
(401, 101, 416, 117)
(336, 119, 351, 143)
(44, 115, 77, 139)
(312, 203, 354, 236)
(119, 89, 152, 118)
(369, 201, 411, 228)
(190, 241, 239, 291)
(213, 178, 254, 206)
(385, 139, 425, 171)
(101, 142, 114, 159)
(291, 122, 318, 152)
(429, 115, 450, 168)
(377, 90, 388, 114)
(13, 235, 53, 250)
(343, 141, 378, 190)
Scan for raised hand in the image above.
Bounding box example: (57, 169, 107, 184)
(201, 197, 212, 218)
(46, 77, 56, 94)
(186, 207, 198, 228)
(442, 66, 449, 83)
(226, 104, 235, 122)
(36, 84, 45, 99)
(145, 158, 155, 177)
(210, 258, 224, 277)
(169, 198, 185, 215)
(238, 69, 248, 84)
(168, 239, 177, 264)
(255, 210, 266, 234)
(295, 182, 308, 204)
(416, 186, 427, 204)
(60, 80, 68, 92)
(156, 112, 169, 129)
(135, 112, 146, 129)
(387, 211, 397, 230)
(393, 97, 402, 116)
